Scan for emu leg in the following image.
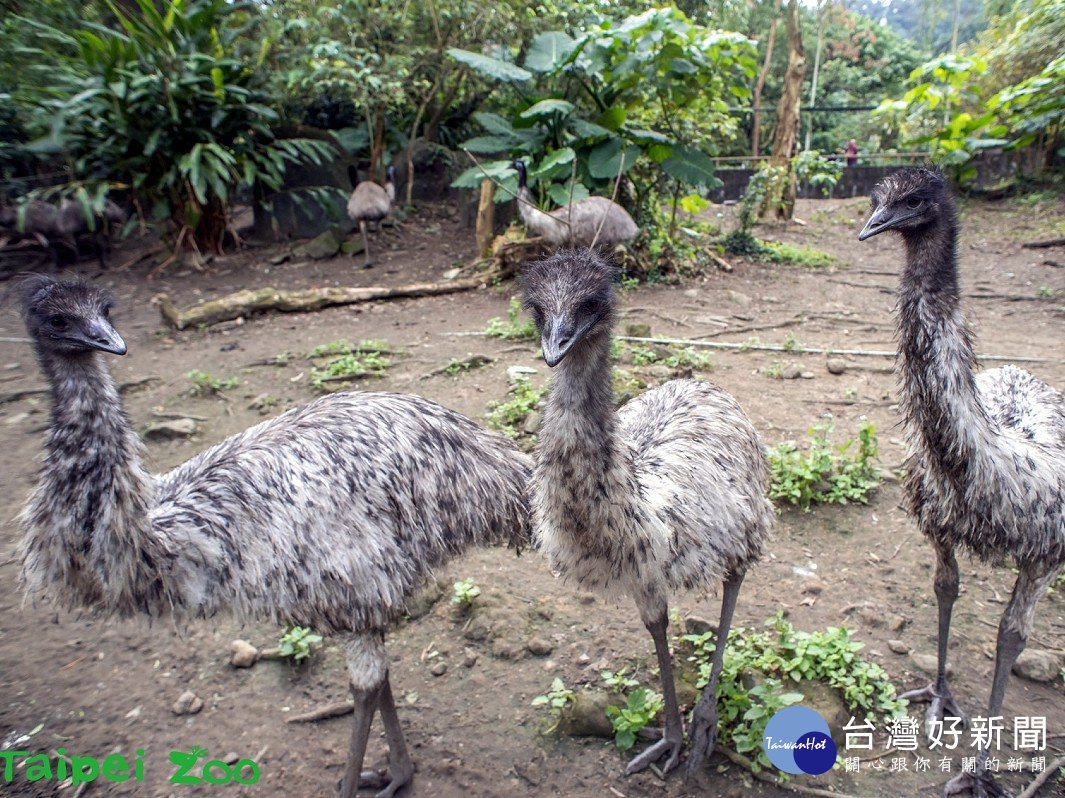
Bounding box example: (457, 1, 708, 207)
(941, 563, 1058, 798)
(357, 674, 414, 798)
(624, 606, 683, 777)
(685, 569, 744, 780)
(901, 540, 967, 741)
(338, 680, 382, 798)
(361, 221, 373, 268)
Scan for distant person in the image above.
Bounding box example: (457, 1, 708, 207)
(845, 139, 859, 166)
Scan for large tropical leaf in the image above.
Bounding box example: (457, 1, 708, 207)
(660, 144, 720, 189)
(587, 138, 639, 180)
(525, 32, 576, 73)
(447, 48, 532, 83)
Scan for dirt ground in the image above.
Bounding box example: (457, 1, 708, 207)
(1, 192, 1063, 798)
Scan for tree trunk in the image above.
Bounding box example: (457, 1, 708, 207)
(770, 0, 806, 220)
(475, 179, 495, 257)
(751, 0, 784, 159)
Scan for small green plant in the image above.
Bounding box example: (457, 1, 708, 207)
(452, 577, 481, 606)
(770, 420, 881, 510)
(308, 341, 391, 391)
(682, 611, 905, 771)
(765, 362, 784, 379)
(1037, 285, 1056, 299)
(484, 298, 537, 341)
(187, 369, 238, 396)
(629, 345, 713, 370)
(485, 375, 544, 441)
(601, 668, 640, 693)
(278, 626, 323, 663)
(782, 332, 803, 353)
(760, 241, 836, 268)
(605, 688, 664, 752)
(531, 677, 575, 733)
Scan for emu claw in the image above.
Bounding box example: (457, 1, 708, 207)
(899, 682, 968, 743)
(624, 731, 682, 777)
(943, 768, 1012, 798)
(338, 766, 412, 798)
(684, 700, 719, 780)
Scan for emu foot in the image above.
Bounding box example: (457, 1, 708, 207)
(942, 768, 1012, 798)
(899, 683, 968, 743)
(337, 765, 413, 798)
(623, 728, 682, 778)
(684, 698, 719, 779)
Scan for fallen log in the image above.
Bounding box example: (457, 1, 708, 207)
(153, 276, 485, 330)
(1021, 237, 1065, 249)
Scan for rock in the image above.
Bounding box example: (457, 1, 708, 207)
(910, 652, 953, 677)
(781, 364, 803, 380)
(405, 577, 445, 620)
(1012, 649, 1064, 682)
(526, 637, 555, 657)
(230, 639, 260, 668)
(442, 268, 462, 280)
(685, 616, 717, 637)
(557, 692, 623, 738)
(4, 412, 30, 426)
(172, 690, 204, 716)
(430, 661, 448, 677)
(888, 615, 907, 633)
(144, 418, 197, 440)
(795, 680, 850, 749)
(801, 579, 824, 596)
(463, 617, 492, 643)
(490, 638, 525, 661)
(523, 410, 542, 436)
(888, 639, 910, 655)
(825, 358, 847, 375)
(462, 648, 478, 668)
(292, 228, 343, 260)
(728, 290, 752, 308)
(683, 288, 699, 299)
(624, 322, 651, 338)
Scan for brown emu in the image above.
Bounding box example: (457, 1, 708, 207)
(860, 166, 1065, 798)
(15, 274, 531, 798)
(510, 160, 637, 249)
(521, 250, 772, 779)
(347, 165, 396, 268)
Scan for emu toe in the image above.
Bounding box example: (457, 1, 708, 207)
(623, 729, 682, 777)
(898, 682, 968, 743)
(684, 697, 720, 779)
(358, 763, 414, 798)
(942, 767, 1013, 798)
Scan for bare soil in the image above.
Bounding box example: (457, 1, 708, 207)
(1, 194, 1064, 798)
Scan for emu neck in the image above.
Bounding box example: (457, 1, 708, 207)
(517, 187, 563, 242)
(22, 348, 158, 614)
(537, 327, 635, 534)
(895, 218, 985, 470)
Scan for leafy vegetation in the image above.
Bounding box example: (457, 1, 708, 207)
(530, 677, 575, 733)
(604, 688, 664, 752)
(628, 345, 714, 371)
(484, 299, 537, 341)
(451, 578, 481, 606)
(485, 374, 544, 443)
(682, 611, 906, 771)
(278, 626, 323, 663)
(187, 369, 238, 396)
(307, 340, 391, 391)
(770, 420, 881, 510)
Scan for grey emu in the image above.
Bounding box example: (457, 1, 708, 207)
(521, 250, 772, 778)
(15, 274, 531, 798)
(347, 165, 396, 268)
(859, 166, 1065, 798)
(510, 160, 637, 249)
(0, 197, 125, 266)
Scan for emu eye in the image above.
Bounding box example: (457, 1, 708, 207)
(906, 197, 922, 210)
(48, 315, 67, 331)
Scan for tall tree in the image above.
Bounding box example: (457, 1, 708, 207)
(769, 0, 805, 219)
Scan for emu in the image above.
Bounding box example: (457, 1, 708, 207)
(510, 160, 637, 249)
(521, 250, 772, 778)
(347, 165, 396, 268)
(14, 275, 531, 798)
(859, 167, 1065, 798)
(0, 197, 125, 267)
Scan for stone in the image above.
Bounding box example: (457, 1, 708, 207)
(801, 579, 824, 596)
(430, 661, 448, 677)
(230, 639, 259, 668)
(172, 690, 204, 716)
(1012, 649, 1064, 683)
(557, 692, 623, 738)
(826, 358, 847, 375)
(462, 648, 478, 669)
(685, 616, 717, 637)
(728, 290, 752, 308)
(526, 637, 555, 657)
(523, 410, 542, 436)
(910, 652, 953, 677)
(794, 680, 850, 749)
(888, 639, 910, 655)
(888, 615, 907, 633)
(292, 228, 343, 260)
(781, 364, 803, 380)
(144, 418, 197, 440)
(4, 412, 30, 426)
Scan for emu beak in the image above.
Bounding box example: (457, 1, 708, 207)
(82, 318, 127, 356)
(541, 316, 576, 368)
(858, 204, 915, 241)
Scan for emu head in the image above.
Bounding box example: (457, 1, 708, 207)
(17, 274, 126, 357)
(521, 250, 617, 367)
(859, 167, 954, 241)
(509, 159, 528, 187)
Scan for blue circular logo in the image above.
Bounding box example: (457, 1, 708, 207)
(762, 706, 838, 774)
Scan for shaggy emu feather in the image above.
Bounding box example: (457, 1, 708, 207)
(510, 160, 637, 249)
(860, 167, 1065, 798)
(15, 274, 531, 798)
(347, 165, 396, 268)
(522, 250, 772, 779)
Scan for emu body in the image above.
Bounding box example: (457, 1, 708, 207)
(510, 160, 637, 249)
(16, 275, 531, 798)
(522, 251, 772, 779)
(347, 165, 396, 268)
(860, 167, 1065, 798)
